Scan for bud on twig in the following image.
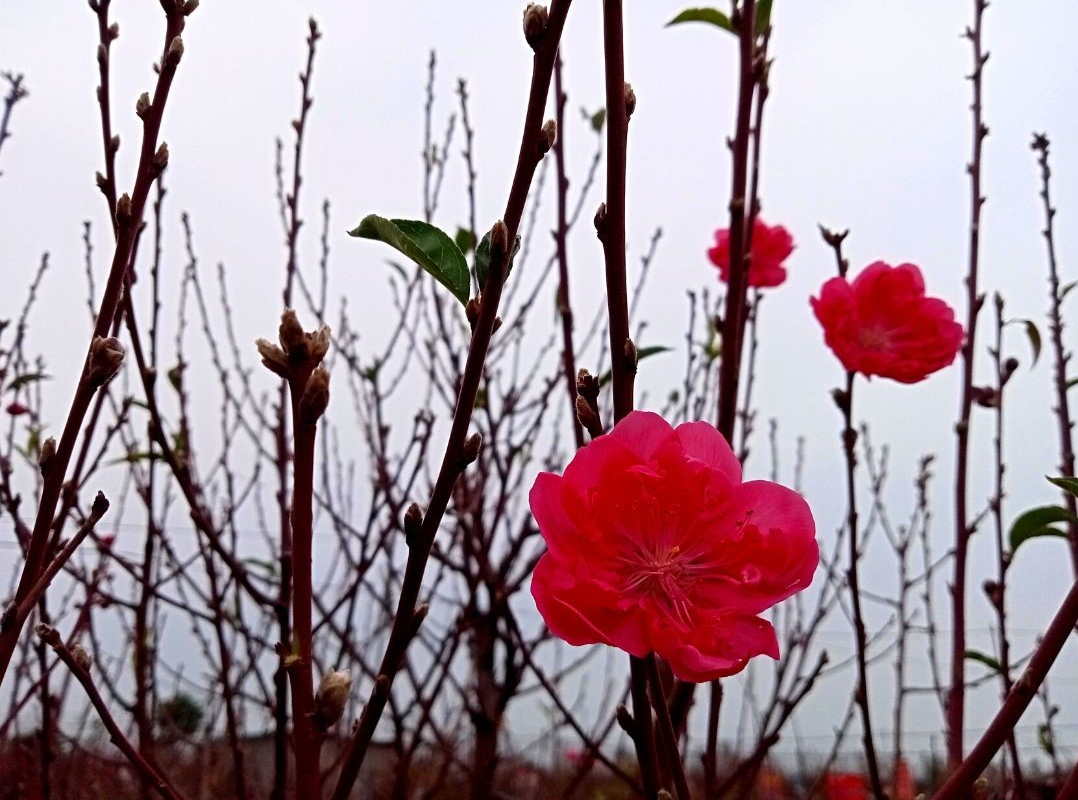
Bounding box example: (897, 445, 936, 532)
(403, 502, 423, 547)
(576, 369, 600, 403)
(38, 437, 57, 476)
(313, 670, 352, 731)
(182, 0, 199, 15)
(623, 338, 638, 375)
(575, 395, 602, 439)
(135, 92, 151, 119)
(299, 366, 330, 424)
(88, 336, 126, 387)
(153, 142, 169, 172)
(115, 192, 133, 228)
(108, 22, 119, 41)
(461, 432, 483, 466)
(71, 643, 93, 672)
(593, 203, 608, 236)
(538, 118, 557, 156)
(615, 704, 634, 737)
(623, 82, 637, 118)
(165, 35, 184, 67)
(522, 3, 549, 49)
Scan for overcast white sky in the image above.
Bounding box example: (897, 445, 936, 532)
(4, 0, 1078, 770)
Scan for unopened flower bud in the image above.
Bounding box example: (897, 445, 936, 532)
(71, 643, 93, 672)
(154, 142, 169, 172)
(88, 336, 126, 387)
(466, 296, 481, 330)
(182, 0, 199, 15)
(593, 203, 608, 235)
(299, 366, 330, 424)
(97, 43, 108, 65)
(95, 171, 109, 194)
(108, 21, 119, 40)
(135, 92, 151, 119)
(538, 118, 557, 156)
(461, 432, 483, 466)
(165, 35, 184, 66)
(623, 338, 638, 374)
(313, 669, 352, 731)
(256, 338, 289, 378)
(623, 82, 637, 118)
(109, 133, 120, 153)
(489, 221, 509, 268)
(576, 369, 600, 402)
(522, 3, 549, 49)
(575, 395, 602, 438)
(38, 437, 57, 476)
(615, 704, 634, 735)
(403, 502, 423, 546)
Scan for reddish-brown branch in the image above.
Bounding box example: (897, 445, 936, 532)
(0, 0, 191, 686)
(36, 624, 189, 800)
(553, 55, 584, 449)
(329, 6, 572, 797)
(933, 576, 1078, 800)
(1032, 133, 1078, 574)
(949, 0, 990, 767)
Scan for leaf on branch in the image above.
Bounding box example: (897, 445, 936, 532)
(755, 0, 774, 31)
(666, 7, 733, 32)
(455, 226, 477, 255)
(1060, 280, 1077, 303)
(350, 215, 470, 305)
(1047, 475, 1078, 498)
(581, 106, 606, 133)
(474, 231, 522, 289)
(1005, 318, 1041, 367)
(1008, 503, 1075, 554)
(5, 372, 51, 393)
(598, 346, 673, 387)
(964, 649, 1002, 674)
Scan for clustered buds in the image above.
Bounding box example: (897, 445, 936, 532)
(522, 3, 549, 49)
(299, 366, 331, 424)
(88, 336, 126, 388)
(575, 369, 603, 438)
(313, 669, 352, 731)
(257, 310, 332, 423)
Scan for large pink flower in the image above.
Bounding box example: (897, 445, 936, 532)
(529, 411, 818, 682)
(708, 219, 795, 289)
(811, 261, 964, 384)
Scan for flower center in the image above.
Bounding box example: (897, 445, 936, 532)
(856, 325, 892, 351)
(622, 544, 698, 626)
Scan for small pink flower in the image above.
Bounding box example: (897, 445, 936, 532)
(529, 411, 818, 682)
(811, 261, 964, 384)
(708, 219, 795, 289)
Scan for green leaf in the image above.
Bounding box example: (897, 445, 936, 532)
(1066, 377, 1078, 392)
(1060, 281, 1077, 303)
(1008, 504, 1075, 554)
(598, 346, 673, 387)
(964, 649, 1002, 674)
(1038, 723, 1056, 757)
(5, 372, 50, 394)
(455, 227, 477, 255)
(1006, 319, 1041, 367)
(1048, 475, 1078, 498)
(666, 7, 733, 32)
(350, 216, 470, 306)
(582, 107, 606, 133)
(474, 231, 522, 289)
(755, 0, 774, 31)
